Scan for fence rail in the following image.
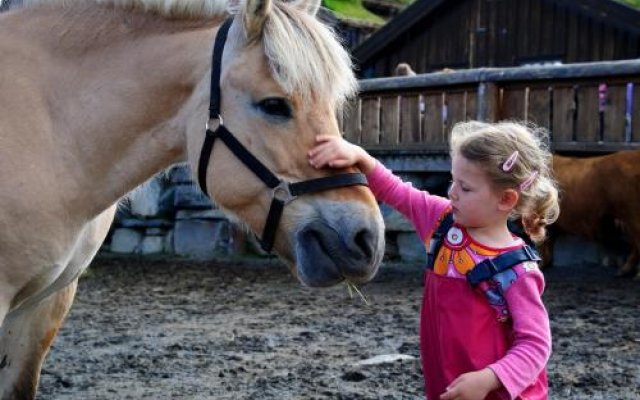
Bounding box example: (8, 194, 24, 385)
(341, 59, 640, 154)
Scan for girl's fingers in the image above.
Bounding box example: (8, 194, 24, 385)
(328, 159, 350, 168)
(309, 146, 332, 165)
(439, 388, 457, 400)
(315, 134, 334, 143)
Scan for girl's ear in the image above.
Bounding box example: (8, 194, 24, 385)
(498, 189, 519, 211)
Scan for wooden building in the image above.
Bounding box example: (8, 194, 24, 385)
(353, 0, 640, 77)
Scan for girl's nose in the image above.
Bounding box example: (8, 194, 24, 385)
(447, 182, 457, 200)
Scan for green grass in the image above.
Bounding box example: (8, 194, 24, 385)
(615, 0, 640, 8)
(323, 0, 385, 24)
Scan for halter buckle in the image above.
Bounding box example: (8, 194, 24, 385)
(206, 115, 224, 131)
(273, 181, 296, 204)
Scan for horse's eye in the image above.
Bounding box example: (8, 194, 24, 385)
(257, 98, 292, 119)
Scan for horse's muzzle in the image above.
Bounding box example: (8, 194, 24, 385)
(294, 216, 384, 287)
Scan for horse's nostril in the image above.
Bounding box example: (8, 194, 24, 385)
(353, 229, 374, 260)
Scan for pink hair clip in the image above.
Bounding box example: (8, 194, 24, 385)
(502, 151, 519, 172)
(519, 171, 539, 191)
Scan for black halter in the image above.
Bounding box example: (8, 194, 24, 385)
(197, 19, 368, 253)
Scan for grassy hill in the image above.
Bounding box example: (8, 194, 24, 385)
(323, 0, 385, 24)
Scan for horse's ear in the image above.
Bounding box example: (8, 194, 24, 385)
(243, 0, 272, 42)
(292, 0, 321, 16)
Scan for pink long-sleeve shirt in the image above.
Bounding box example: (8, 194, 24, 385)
(367, 161, 551, 399)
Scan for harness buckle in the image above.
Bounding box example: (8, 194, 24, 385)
(206, 115, 224, 131)
(273, 181, 297, 204)
(522, 245, 540, 261)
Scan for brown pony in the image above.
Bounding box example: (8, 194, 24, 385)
(541, 152, 640, 278)
(0, 0, 385, 397)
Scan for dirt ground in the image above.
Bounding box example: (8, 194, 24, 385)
(38, 255, 640, 400)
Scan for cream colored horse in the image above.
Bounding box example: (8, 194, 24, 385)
(0, 0, 385, 397)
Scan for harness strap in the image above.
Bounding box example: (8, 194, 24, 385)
(426, 211, 540, 285)
(426, 212, 454, 269)
(290, 174, 368, 196)
(199, 18, 233, 195)
(209, 125, 281, 189)
(466, 245, 541, 286)
(209, 18, 233, 119)
(259, 173, 368, 250)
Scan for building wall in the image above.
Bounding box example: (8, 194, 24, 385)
(362, 0, 640, 77)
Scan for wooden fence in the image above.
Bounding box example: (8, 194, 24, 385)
(341, 59, 640, 155)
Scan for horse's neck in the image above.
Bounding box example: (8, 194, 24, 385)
(9, 6, 219, 218)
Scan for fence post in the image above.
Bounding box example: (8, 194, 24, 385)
(477, 82, 499, 122)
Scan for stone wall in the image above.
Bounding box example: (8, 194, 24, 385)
(104, 163, 263, 260)
(101, 161, 441, 263)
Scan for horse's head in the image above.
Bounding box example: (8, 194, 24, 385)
(190, 0, 384, 287)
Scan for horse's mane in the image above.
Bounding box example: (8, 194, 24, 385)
(24, 0, 229, 17)
(259, 1, 357, 105)
(23, 0, 357, 105)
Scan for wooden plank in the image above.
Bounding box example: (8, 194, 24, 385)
(422, 92, 445, 145)
(466, 90, 477, 121)
(602, 26, 615, 60)
(539, 0, 554, 57)
(591, 21, 603, 61)
(445, 91, 467, 135)
(342, 97, 361, 143)
(603, 85, 627, 143)
(552, 86, 575, 142)
(360, 97, 381, 145)
(487, 0, 498, 66)
(577, 17, 590, 62)
(633, 83, 640, 142)
(575, 85, 599, 142)
(399, 95, 422, 144)
(500, 88, 526, 121)
(380, 96, 400, 145)
(517, 0, 529, 63)
(477, 82, 500, 122)
(553, 141, 640, 153)
(528, 0, 541, 56)
(528, 87, 552, 130)
(566, 12, 579, 62)
(553, 3, 566, 57)
(504, 0, 517, 65)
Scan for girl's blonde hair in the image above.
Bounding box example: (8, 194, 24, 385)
(449, 121, 560, 243)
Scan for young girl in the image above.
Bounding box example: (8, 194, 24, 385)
(308, 121, 559, 400)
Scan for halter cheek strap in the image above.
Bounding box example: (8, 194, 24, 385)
(196, 18, 368, 253)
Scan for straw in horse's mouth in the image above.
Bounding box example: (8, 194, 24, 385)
(346, 281, 369, 305)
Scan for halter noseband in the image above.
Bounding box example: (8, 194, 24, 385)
(197, 18, 368, 253)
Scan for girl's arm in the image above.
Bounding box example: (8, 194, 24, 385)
(309, 136, 449, 239)
(488, 269, 551, 399)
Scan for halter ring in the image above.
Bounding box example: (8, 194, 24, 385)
(206, 115, 224, 131)
(273, 181, 297, 204)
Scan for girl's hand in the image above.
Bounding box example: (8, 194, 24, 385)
(307, 135, 376, 174)
(440, 368, 501, 400)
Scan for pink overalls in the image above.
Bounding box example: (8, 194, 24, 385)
(420, 269, 547, 399)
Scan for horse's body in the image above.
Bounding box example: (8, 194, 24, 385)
(541, 152, 640, 278)
(0, 1, 385, 397)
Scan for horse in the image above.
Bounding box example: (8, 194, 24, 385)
(541, 152, 640, 279)
(0, 0, 386, 397)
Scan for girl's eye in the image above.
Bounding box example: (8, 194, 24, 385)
(256, 98, 292, 119)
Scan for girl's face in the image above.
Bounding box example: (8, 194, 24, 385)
(448, 154, 504, 229)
